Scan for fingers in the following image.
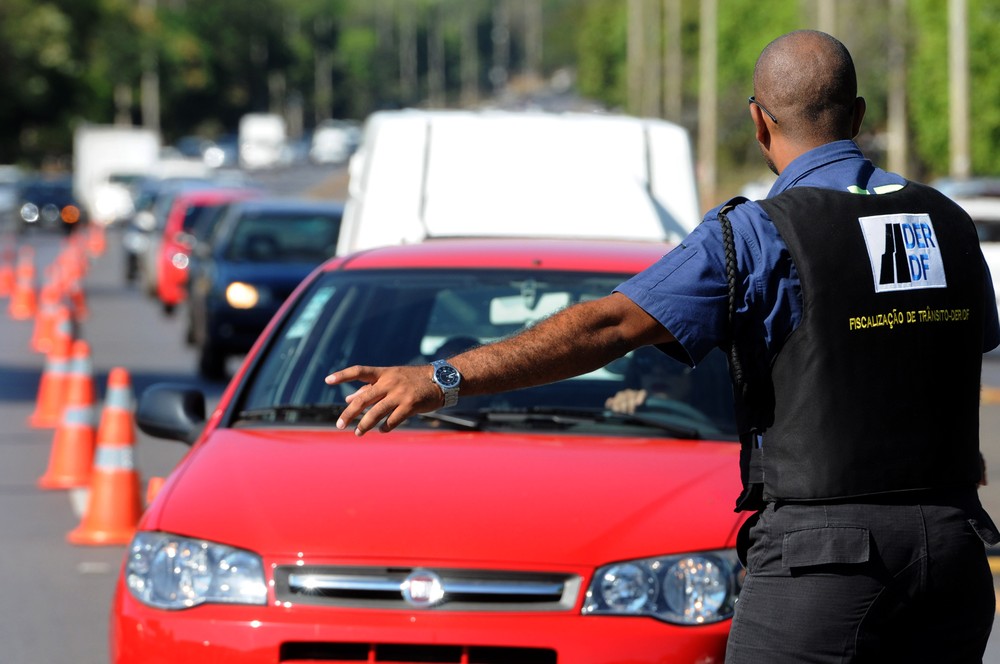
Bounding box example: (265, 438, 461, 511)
(325, 365, 372, 387)
(337, 382, 387, 435)
(326, 365, 439, 436)
(605, 388, 648, 415)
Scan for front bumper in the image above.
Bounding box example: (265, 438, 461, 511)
(112, 587, 730, 664)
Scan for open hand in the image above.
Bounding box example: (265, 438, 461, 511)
(325, 364, 444, 436)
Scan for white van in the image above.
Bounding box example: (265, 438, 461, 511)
(337, 109, 701, 255)
(955, 196, 1000, 322)
(238, 113, 287, 170)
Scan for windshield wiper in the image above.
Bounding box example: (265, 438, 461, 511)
(418, 411, 484, 430)
(601, 411, 702, 439)
(426, 406, 702, 439)
(235, 403, 346, 424)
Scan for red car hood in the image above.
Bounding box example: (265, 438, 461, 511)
(148, 428, 743, 567)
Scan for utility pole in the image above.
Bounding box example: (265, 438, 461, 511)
(698, 0, 718, 207)
(886, 0, 908, 175)
(398, 1, 418, 106)
(138, 0, 160, 133)
(663, 0, 682, 122)
(627, 0, 643, 115)
(314, 15, 333, 122)
(643, 0, 662, 117)
(816, 0, 836, 34)
(427, 2, 446, 107)
(491, 0, 511, 98)
(949, 0, 971, 178)
(461, 0, 480, 107)
(523, 0, 543, 87)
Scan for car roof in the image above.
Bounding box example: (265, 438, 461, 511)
(955, 196, 1000, 222)
(324, 237, 672, 273)
(172, 186, 260, 204)
(231, 197, 345, 214)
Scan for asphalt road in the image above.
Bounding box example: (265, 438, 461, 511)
(3, 220, 1000, 662)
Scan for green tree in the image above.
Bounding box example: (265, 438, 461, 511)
(909, 0, 1000, 177)
(0, 0, 100, 164)
(575, 0, 627, 109)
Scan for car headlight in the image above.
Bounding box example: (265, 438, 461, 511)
(41, 203, 61, 223)
(582, 549, 742, 625)
(225, 281, 268, 308)
(125, 532, 267, 610)
(171, 252, 190, 270)
(20, 203, 39, 223)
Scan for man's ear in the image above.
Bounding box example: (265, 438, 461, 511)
(751, 104, 771, 149)
(851, 96, 867, 138)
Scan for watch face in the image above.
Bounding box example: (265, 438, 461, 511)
(434, 364, 461, 388)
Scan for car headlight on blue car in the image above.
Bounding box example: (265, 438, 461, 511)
(126, 532, 267, 610)
(582, 549, 743, 625)
(225, 281, 271, 309)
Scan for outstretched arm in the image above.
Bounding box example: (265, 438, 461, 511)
(325, 292, 673, 436)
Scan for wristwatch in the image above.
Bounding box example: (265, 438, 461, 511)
(431, 360, 462, 408)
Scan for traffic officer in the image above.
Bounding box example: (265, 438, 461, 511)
(327, 30, 1000, 662)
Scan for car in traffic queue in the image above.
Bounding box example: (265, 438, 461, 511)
(114, 238, 747, 663)
(155, 187, 261, 314)
(138, 176, 250, 298)
(185, 197, 344, 379)
(122, 176, 221, 285)
(16, 174, 86, 234)
(955, 195, 1000, 323)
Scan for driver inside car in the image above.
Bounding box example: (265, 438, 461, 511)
(605, 346, 693, 415)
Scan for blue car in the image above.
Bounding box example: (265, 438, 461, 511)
(186, 197, 344, 378)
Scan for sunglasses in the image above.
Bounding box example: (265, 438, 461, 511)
(748, 96, 778, 124)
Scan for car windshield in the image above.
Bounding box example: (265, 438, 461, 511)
(22, 179, 74, 201)
(223, 212, 341, 262)
(189, 203, 231, 241)
(234, 268, 738, 440)
(183, 202, 222, 234)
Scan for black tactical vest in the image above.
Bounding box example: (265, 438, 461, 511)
(734, 183, 985, 509)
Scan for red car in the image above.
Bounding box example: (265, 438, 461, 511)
(115, 238, 746, 663)
(155, 187, 259, 313)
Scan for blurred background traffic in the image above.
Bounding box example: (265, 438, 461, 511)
(0, 0, 998, 211)
(3, 0, 998, 331)
(2, 2, 1000, 662)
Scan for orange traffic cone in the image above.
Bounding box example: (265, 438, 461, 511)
(56, 245, 88, 321)
(0, 242, 14, 298)
(68, 367, 143, 545)
(30, 269, 65, 353)
(38, 340, 97, 489)
(146, 476, 166, 506)
(28, 307, 74, 428)
(8, 246, 37, 320)
(86, 224, 106, 258)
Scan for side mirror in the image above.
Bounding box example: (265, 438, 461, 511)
(136, 384, 206, 446)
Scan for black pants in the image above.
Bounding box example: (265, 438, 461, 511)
(726, 492, 998, 663)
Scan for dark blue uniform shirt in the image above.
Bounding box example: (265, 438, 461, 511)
(616, 140, 1000, 367)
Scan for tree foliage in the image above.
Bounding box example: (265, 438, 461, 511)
(909, 0, 1000, 176)
(0, 0, 997, 183)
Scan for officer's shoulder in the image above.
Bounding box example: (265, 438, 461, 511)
(702, 196, 763, 226)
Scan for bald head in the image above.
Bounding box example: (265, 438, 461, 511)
(753, 30, 859, 144)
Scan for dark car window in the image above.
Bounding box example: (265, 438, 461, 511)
(973, 218, 1000, 243)
(20, 178, 75, 203)
(182, 202, 229, 234)
(236, 269, 737, 439)
(189, 203, 232, 243)
(224, 212, 342, 262)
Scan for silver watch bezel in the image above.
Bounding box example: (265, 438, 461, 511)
(431, 360, 461, 407)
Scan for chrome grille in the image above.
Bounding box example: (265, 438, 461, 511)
(273, 566, 580, 611)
